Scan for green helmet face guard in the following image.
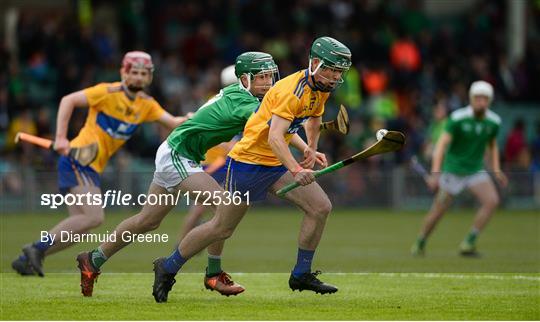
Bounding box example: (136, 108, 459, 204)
(309, 37, 352, 92)
(235, 51, 279, 97)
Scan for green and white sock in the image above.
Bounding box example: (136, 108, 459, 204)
(90, 247, 108, 269)
(207, 255, 222, 276)
(465, 228, 479, 246)
(417, 236, 426, 249)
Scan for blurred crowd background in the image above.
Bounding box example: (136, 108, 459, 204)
(1, 0, 539, 208)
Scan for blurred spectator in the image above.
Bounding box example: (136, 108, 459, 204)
(0, 154, 24, 195)
(504, 119, 528, 168)
(6, 109, 37, 151)
(529, 121, 540, 173)
(422, 99, 448, 161)
(335, 65, 362, 112)
(390, 37, 421, 72)
(36, 107, 53, 139)
(2, 0, 538, 174)
(362, 68, 388, 97)
(367, 91, 398, 121)
(0, 88, 8, 133)
(180, 21, 216, 68)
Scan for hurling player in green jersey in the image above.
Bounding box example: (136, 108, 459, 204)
(412, 81, 508, 257)
(76, 52, 285, 298)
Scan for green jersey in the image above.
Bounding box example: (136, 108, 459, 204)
(167, 84, 259, 163)
(443, 106, 501, 175)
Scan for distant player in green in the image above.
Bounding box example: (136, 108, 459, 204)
(411, 81, 508, 256)
(76, 52, 280, 297)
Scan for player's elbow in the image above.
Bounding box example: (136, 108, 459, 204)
(59, 94, 79, 111)
(59, 95, 71, 108)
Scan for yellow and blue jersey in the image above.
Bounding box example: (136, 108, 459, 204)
(70, 82, 166, 173)
(202, 146, 228, 166)
(58, 82, 165, 193)
(229, 70, 329, 166)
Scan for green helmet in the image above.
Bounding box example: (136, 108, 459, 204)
(235, 52, 279, 79)
(309, 37, 352, 71)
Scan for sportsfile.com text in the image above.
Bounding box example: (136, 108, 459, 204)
(40, 190, 250, 209)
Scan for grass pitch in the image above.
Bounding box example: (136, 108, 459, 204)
(1, 209, 539, 319)
(1, 272, 538, 320)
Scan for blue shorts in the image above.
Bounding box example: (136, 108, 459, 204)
(206, 164, 227, 186)
(57, 155, 101, 194)
(201, 164, 228, 186)
(220, 157, 287, 202)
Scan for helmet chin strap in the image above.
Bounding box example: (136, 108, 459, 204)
(308, 59, 344, 93)
(238, 74, 254, 97)
(308, 58, 323, 77)
(308, 59, 337, 92)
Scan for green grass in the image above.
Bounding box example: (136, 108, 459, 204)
(1, 273, 538, 320)
(1, 209, 539, 319)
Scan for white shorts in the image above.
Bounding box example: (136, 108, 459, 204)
(439, 171, 491, 195)
(152, 141, 204, 192)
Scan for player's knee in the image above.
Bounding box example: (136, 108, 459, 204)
(320, 199, 332, 216)
(143, 219, 161, 231)
(208, 221, 235, 240)
(217, 227, 235, 240)
(85, 214, 105, 229)
(209, 220, 234, 240)
(309, 198, 332, 219)
(484, 195, 500, 210)
(137, 214, 161, 231)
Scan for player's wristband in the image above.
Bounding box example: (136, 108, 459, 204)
(290, 165, 304, 177)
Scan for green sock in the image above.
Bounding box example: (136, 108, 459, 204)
(465, 229, 479, 245)
(417, 236, 426, 249)
(207, 255, 222, 276)
(89, 247, 108, 269)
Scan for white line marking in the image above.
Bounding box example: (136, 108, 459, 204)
(9, 272, 539, 281)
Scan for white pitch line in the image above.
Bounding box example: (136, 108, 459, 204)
(329, 272, 540, 281)
(12, 272, 540, 281)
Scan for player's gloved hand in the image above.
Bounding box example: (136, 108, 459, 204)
(292, 166, 316, 186)
(300, 147, 318, 169)
(53, 137, 70, 156)
(495, 171, 508, 188)
(427, 173, 440, 192)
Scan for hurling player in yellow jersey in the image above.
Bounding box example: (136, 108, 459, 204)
(227, 37, 351, 294)
(149, 37, 352, 300)
(12, 51, 189, 277)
